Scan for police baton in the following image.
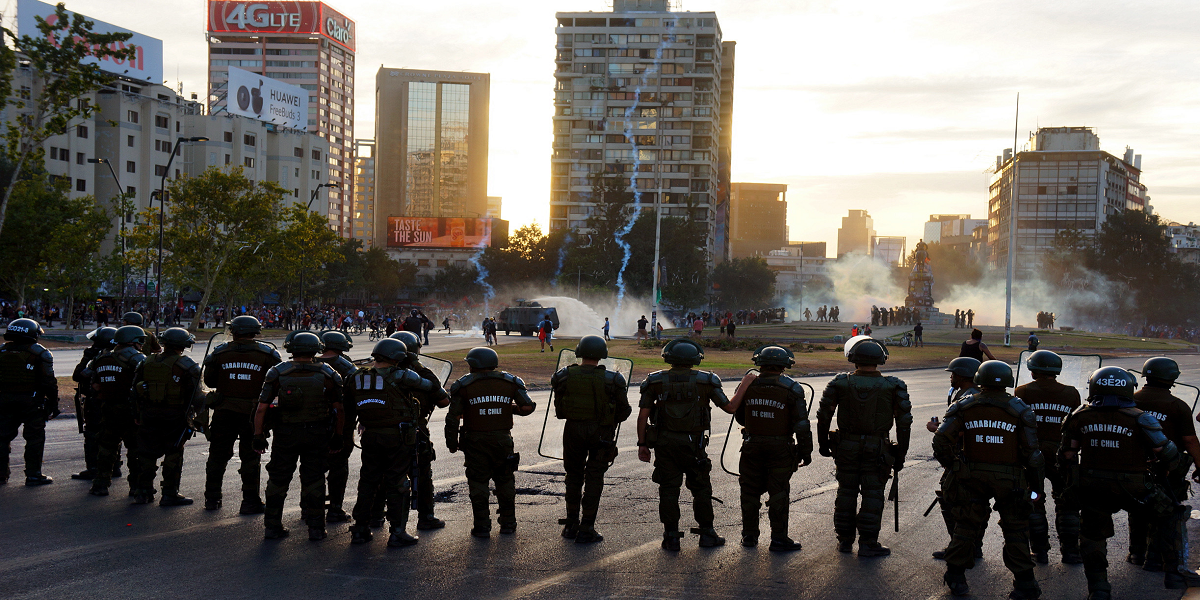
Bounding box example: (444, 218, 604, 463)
(923, 495, 940, 517)
(889, 472, 900, 532)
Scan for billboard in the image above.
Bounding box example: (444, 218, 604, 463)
(226, 67, 307, 131)
(386, 217, 494, 249)
(18, 0, 164, 82)
(207, 1, 355, 52)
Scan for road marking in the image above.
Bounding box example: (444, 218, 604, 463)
(501, 539, 660, 598)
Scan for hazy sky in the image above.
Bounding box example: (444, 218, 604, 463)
(34, 0, 1200, 255)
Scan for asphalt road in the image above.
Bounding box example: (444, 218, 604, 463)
(3, 355, 1199, 599)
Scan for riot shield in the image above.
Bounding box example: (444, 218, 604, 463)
(194, 327, 230, 433)
(719, 377, 815, 477)
(537, 348, 634, 461)
(1129, 368, 1200, 414)
(200, 327, 231, 374)
(416, 355, 454, 387)
(1015, 351, 1101, 393)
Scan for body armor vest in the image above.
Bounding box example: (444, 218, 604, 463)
(742, 376, 793, 437)
(0, 343, 38, 394)
(1015, 379, 1079, 446)
(273, 363, 330, 424)
(94, 349, 140, 405)
(1073, 406, 1150, 473)
(352, 367, 420, 428)
(141, 354, 185, 406)
(556, 365, 612, 425)
(960, 400, 1022, 465)
(655, 370, 709, 433)
(212, 343, 275, 413)
(1134, 387, 1188, 445)
(459, 373, 519, 432)
(836, 373, 898, 437)
(317, 355, 356, 380)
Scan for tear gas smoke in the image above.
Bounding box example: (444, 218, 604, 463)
(533, 295, 653, 338)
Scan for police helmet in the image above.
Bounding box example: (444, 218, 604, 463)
(228, 315, 263, 337)
(410, 309, 420, 317)
(753, 345, 795, 369)
(284, 332, 322, 356)
(389, 330, 422, 353)
(974, 360, 1014, 389)
(371, 338, 409, 363)
(465, 347, 500, 370)
(114, 325, 147, 346)
(158, 327, 195, 349)
(575, 335, 608, 360)
(1088, 366, 1137, 401)
(121, 311, 144, 326)
(1141, 357, 1181, 384)
(90, 326, 118, 348)
(1025, 350, 1063, 375)
(845, 336, 887, 366)
(662, 338, 703, 366)
(3, 318, 42, 342)
(945, 356, 981, 379)
(321, 330, 352, 353)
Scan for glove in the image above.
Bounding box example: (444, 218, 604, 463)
(1192, 469, 1200, 484)
(446, 435, 459, 454)
(252, 434, 269, 452)
(818, 445, 834, 458)
(44, 401, 61, 421)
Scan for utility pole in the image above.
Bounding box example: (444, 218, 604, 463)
(1004, 94, 1019, 347)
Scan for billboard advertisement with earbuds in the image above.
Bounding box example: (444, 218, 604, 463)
(225, 66, 307, 132)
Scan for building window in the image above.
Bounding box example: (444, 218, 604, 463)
(223, 131, 233, 143)
(77, 125, 88, 138)
(127, 110, 139, 123)
(155, 165, 167, 176)
(76, 152, 84, 165)
(75, 179, 86, 192)
(312, 149, 321, 160)
(244, 157, 255, 168)
(154, 115, 169, 128)
(224, 154, 231, 165)
(244, 134, 256, 147)
(127, 135, 135, 147)
(294, 147, 302, 158)
(126, 186, 136, 198)
(125, 161, 135, 173)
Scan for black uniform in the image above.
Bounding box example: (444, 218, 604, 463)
(259, 360, 342, 533)
(0, 341, 57, 482)
(551, 364, 631, 533)
(934, 384, 986, 557)
(203, 339, 282, 509)
(89, 345, 146, 493)
(316, 353, 358, 518)
(1014, 376, 1082, 559)
(71, 343, 107, 476)
(734, 372, 810, 543)
(1059, 400, 1181, 596)
(409, 360, 450, 525)
(131, 351, 202, 501)
(1129, 385, 1196, 567)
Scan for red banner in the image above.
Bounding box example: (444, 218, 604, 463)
(386, 217, 493, 249)
(207, 1, 320, 34)
(319, 4, 355, 52)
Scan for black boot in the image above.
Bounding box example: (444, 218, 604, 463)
(160, 491, 194, 507)
(89, 484, 109, 496)
(1164, 567, 1200, 589)
(350, 524, 373, 545)
(838, 539, 854, 553)
(574, 519, 603, 544)
(326, 507, 350, 523)
(71, 469, 97, 480)
(204, 496, 222, 511)
(692, 527, 726, 548)
(858, 540, 891, 557)
(264, 525, 290, 539)
(24, 473, 53, 486)
(240, 498, 265, 515)
(944, 570, 970, 597)
(308, 526, 327, 541)
(416, 515, 445, 530)
(1031, 551, 1049, 564)
(559, 518, 579, 539)
(662, 530, 683, 551)
(769, 537, 803, 552)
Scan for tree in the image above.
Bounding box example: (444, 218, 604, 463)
(430, 264, 483, 301)
(128, 167, 282, 331)
(561, 172, 635, 289)
(626, 213, 709, 308)
(478, 223, 554, 289)
(0, 4, 137, 237)
(40, 192, 111, 327)
(712, 257, 776, 309)
(312, 239, 364, 304)
(1085, 209, 1181, 325)
(268, 204, 344, 306)
(361, 247, 417, 302)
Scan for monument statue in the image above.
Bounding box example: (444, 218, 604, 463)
(905, 240, 935, 320)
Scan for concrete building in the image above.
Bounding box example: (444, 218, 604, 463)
(924, 214, 987, 251)
(764, 247, 832, 297)
(837, 209, 875, 257)
(353, 139, 375, 245)
(788, 241, 827, 258)
(729, 182, 787, 258)
(988, 126, 1147, 277)
(486, 196, 503, 219)
(871, 236, 906, 267)
(373, 67, 491, 246)
(1165, 221, 1200, 265)
(551, 0, 734, 265)
(205, 0, 357, 236)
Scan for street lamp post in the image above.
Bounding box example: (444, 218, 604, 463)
(154, 136, 208, 334)
(88, 157, 126, 313)
(299, 183, 338, 314)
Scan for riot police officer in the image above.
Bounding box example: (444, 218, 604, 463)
(636, 338, 738, 551)
(347, 338, 437, 547)
(933, 360, 1042, 599)
(317, 330, 358, 524)
(1013, 350, 1082, 564)
(122, 311, 160, 355)
(71, 326, 116, 480)
(389, 331, 451, 531)
(816, 336, 912, 557)
(130, 328, 202, 506)
(930, 357, 983, 561)
(1128, 357, 1200, 578)
(89, 325, 148, 496)
(0, 318, 59, 485)
(203, 315, 282, 513)
(445, 347, 537, 538)
(551, 335, 631, 544)
(732, 345, 810, 552)
(1059, 367, 1189, 598)
(252, 332, 343, 541)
